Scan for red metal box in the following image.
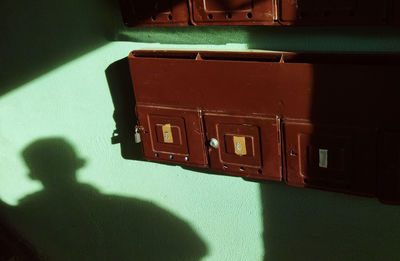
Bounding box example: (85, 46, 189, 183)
(203, 113, 281, 180)
(284, 121, 377, 196)
(379, 132, 400, 204)
(189, 0, 276, 26)
(127, 50, 400, 204)
(119, 0, 189, 27)
(136, 105, 208, 167)
(278, 0, 389, 25)
(119, 0, 400, 26)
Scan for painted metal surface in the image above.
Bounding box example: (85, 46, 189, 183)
(379, 132, 400, 204)
(129, 50, 400, 204)
(284, 121, 377, 196)
(278, 0, 389, 25)
(136, 105, 208, 167)
(189, 0, 276, 26)
(203, 113, 281, 180)
(119, 0, 189, 27)
(119, 0, 400, 27)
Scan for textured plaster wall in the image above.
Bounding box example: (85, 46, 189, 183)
(2, 1, 400, 260)
(0, 42, 263, 261)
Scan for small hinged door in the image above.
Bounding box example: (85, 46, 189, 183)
(136, 105, 208, 167)
(204, 113, 282, 180)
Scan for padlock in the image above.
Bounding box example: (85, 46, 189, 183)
(134, 126, 141, 144)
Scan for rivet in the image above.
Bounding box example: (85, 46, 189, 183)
(169, 155, 174, 159)
(184, 156, 189, 161)
(209, 138, 219, 148)
(155, 153, 159, 157)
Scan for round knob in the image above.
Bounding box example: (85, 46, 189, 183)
(209, 138, 219, 148)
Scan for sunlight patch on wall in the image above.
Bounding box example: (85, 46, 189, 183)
(0, 42, 263, 261)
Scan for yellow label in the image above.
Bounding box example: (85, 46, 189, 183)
(162, 124, 173, 143)
(233, 136, 247, 156)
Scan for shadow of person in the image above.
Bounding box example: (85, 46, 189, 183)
(7, 137, 207, 261)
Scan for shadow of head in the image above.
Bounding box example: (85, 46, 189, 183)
(22, 138, 85, 188)
(19, 138, 209, 261)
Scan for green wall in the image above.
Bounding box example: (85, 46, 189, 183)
(2, 1, 400, 260)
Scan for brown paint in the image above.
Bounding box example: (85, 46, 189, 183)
(203, 113, 281, 180)
(189, 0, 277, 26)
(278, 0, 389, 25)
(283, 121, 377, 197)
(136, 105, 208, 167)
(129, 50, 400, 204)
(119, 0, 400, 27)
(119, 0, 189, 27)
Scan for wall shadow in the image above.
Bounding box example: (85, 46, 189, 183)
(0, 209, 41, 261)
(2, 137, 207, 261)
(244, 9, 400, 261)
(106, 57, 143, 160)
(247, 26, 400, 53)
(0, 0, 120, 97)
(260, 181, 400, 261)
(116, 25, 250, 45)
(117, 26, 400, 52)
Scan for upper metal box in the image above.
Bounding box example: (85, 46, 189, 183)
(120, 0, 189, 27)
(189, 0, 276, 25)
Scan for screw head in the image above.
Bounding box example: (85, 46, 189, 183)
(155, 153, 159, 157)
(184, 156, 189, 161)
(209, 138, 219, 148)
(169, 155, 174, 159)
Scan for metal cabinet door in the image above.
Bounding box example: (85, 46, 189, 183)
(204, 113, 282, 180)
